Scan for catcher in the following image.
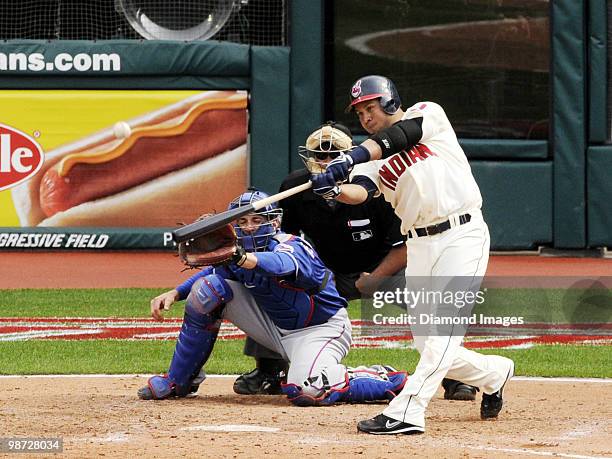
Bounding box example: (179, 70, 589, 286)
(138, 189, 407, 406)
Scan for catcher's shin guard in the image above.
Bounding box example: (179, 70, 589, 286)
(138, 369, 206, 400)
(164, 282, 228, 396)
(342, 365, 408, 402)
(282, 365, 408, 406)
(282, 367, 350, 406)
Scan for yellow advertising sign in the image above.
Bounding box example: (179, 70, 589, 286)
(0, 90, 248, 228)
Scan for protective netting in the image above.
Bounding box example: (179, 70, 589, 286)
(0, 0, 286, 45)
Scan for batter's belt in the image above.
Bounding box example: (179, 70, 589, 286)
(408, 213, 471, 238)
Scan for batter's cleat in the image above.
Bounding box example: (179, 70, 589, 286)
(442, 378, 478, 401)
(233, 368, 285, 395)
(480, 359, 514, 419)
(357, 414, 424, 435)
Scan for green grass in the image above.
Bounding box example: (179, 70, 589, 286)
(0, 340, 610, 378)
(0, 288, 183, 318)
(348, 346, 612, 378)
(2, 287, 610, 324)
(355, 287, 612, 323)
(0, 340, 249, 374)
(1, 288, 610, 378)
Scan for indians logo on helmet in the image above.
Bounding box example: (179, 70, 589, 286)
(0, 123, 44, 192)
(351, 80, 362, 98)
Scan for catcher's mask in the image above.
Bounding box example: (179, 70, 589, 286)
(346, 75, 402, 115)
(298, 122, 353, 174)
(228, 189, 283, 252)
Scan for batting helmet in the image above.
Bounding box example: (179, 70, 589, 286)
(346, 75, 402, 115)
(227, 189, 282, 252)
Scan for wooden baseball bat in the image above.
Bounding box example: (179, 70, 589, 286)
(172, 181, 312, 243)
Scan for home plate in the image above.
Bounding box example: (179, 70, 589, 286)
(182, 425, 280, 433)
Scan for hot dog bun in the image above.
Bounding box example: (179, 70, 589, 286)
(38, 144, 247, 227)
(11, 91, 248, 227)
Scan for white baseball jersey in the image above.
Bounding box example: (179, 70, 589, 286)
(354, 101, 482, 234)
(351, 102, 514, 428)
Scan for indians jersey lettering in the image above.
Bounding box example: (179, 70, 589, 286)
(354, 102, 483, 234)
(379, 145, 437, 191)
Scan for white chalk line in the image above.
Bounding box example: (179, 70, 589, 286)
(181, 425, 279, 433)
(463, 445, 610, 459)
(295, 436, 612, 459)
(70, 430, 611, 459)
(557, 423, 600, 442)
(70, 424, 280, 445)
(70, 428, 611, 459)
(1, 374, 611, 384)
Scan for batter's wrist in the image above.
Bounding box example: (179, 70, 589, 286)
(349, 145, 370, 165)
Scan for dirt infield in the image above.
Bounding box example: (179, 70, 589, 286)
(1, 376, 610, 458)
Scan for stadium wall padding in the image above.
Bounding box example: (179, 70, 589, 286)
(289, 0, 325, 172)
(588, 0, 608, 143)
(250, 46, 291, 194)
(551, 0, 587, 248)
(0, 40, 251, 77)
(459, 140, 548, 160)
(471, 162, 553, 250)
(587, 147, 612, 246)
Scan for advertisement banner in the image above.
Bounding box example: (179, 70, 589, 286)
(0, 89, 249, 249)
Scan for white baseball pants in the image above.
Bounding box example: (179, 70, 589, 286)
(221, 280, 352, 387)
(383, 210, 514, 427)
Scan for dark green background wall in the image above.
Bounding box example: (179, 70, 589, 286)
(1, 0, 610, 250)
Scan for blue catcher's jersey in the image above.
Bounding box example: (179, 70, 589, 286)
(176, 232, 348, 330)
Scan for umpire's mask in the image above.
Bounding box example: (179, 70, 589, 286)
(298, 122, 354, 174)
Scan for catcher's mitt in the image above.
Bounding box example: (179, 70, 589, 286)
(178, 218, 238, 268)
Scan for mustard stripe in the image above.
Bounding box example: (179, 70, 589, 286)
(57, 95, 247, 177)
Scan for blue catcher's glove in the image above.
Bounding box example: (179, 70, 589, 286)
(311, 171, 341, 200)
(324, 154, 354, 183)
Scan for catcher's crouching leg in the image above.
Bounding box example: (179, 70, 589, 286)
(138, 275, 233, 400)
(281, 365, 408, 406)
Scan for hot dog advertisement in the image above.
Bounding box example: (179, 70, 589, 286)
(0, 90, 249, 250)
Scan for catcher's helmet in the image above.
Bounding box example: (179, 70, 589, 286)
(227, 189, 282, 252)
(298, 122, 353, 174)
(346, 75, 401, 115)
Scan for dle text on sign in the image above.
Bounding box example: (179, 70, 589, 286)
(0, 124, 44, 191)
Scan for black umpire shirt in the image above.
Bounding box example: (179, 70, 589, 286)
(279, 169, 405, 275)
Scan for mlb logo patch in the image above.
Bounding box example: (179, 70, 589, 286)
(352, 230, 373, 241)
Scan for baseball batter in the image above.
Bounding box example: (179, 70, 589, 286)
(139, 189, 407, 406)
(311, 75, 514, 434)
